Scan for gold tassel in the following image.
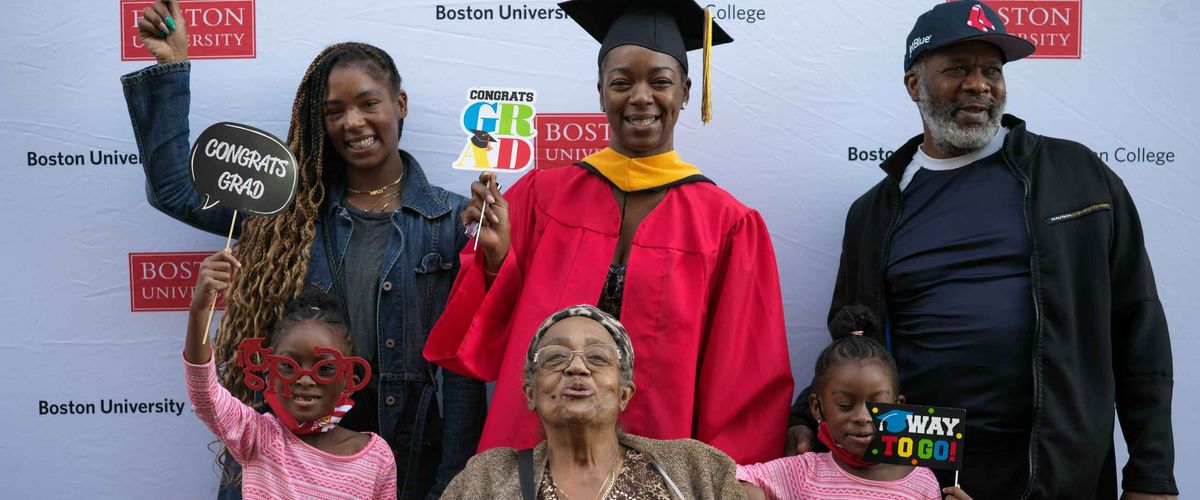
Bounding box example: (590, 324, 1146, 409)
(701, 6, 713, 124)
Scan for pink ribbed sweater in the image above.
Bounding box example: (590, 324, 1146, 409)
(185, 356, 396, 499)
(737, 452, 941, 500)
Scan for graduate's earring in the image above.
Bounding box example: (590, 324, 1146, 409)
(681, 101, 688, 110)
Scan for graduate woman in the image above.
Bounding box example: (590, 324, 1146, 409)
(425, 0, 793, 464)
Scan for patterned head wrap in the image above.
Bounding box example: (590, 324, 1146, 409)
(523, 304, 635, 386)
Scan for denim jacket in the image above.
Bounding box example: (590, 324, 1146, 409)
(122, 62, 484, 499)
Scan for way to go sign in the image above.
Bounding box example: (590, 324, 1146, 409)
(864, 402, 967, 471)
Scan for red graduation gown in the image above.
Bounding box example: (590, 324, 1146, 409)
(424, 165, 792, 464)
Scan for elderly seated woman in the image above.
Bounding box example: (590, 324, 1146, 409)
(442, 304, 744, 499)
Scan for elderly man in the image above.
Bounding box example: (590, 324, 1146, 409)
(788, 2, 1176, 499)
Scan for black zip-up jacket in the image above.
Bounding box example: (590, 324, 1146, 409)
(790, 115, 1176, 498)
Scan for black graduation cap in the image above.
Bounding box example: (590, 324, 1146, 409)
(559, 0, 733, 123)
(470, 130, 497, 148)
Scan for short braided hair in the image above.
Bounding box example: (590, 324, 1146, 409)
(812, 305, 899, 394)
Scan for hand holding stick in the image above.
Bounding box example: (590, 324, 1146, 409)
(461, 172, 512, 273)
(199, 211, 238, 346)
(186, 246, 242, 364)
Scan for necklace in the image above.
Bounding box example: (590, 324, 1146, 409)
(551, 449, 623, 500)
(367, 191, 402, 212)
(347, 171, 404, 196)
(593, 452, 622, 500)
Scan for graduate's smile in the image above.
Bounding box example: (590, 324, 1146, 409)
(623, 114, 661, 131)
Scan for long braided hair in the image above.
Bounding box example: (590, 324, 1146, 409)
(213, 42, 404, 403)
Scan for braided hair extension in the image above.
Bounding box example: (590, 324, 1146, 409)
(213, 42, 404, 402)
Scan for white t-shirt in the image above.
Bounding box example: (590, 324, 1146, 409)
(899, 127, 1009, 191)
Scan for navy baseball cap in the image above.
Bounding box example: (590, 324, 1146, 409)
(904, 0, 1036, 70)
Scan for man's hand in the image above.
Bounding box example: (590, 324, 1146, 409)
(136, 0, 188, 64)
(785, 425, 815, 456)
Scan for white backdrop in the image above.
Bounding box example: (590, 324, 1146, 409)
(1, 1, 1196, 497)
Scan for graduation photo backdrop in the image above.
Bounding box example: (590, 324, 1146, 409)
(2, 1, 1197, 497)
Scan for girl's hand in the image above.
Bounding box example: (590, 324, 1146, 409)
(136, 0, 188, 64)
(943, 486, 972, 500)
(190, 250, 241, 313)
(184, 250, 240, 364)
(461, 171, 511, 273)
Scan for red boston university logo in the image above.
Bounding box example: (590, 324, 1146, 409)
(129, 252, 225, 312)
(535, 113, 611, 170)
(963, 1, 1083, 59)
(121, 0, 256, 61)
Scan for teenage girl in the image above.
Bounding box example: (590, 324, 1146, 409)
(737, 306, 972, 500)
(184, 250, 396, 498)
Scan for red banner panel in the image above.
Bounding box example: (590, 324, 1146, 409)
(978, 1, 1082, 59)
(535, 113, 611, 170)
(121, 0, 256, 61)
(129, 252, 225, 312)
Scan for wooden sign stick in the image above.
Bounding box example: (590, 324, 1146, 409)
(201, 210, 238, 345)
(473, 178, 491, 251)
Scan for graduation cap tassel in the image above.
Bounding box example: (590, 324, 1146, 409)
(701, 6, 713, 124)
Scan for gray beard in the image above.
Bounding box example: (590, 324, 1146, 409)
(918, 80, 1005, 155)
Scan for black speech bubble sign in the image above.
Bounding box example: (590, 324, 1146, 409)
(189, 122, 298, 215)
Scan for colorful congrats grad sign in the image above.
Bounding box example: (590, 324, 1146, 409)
(189, 122, 298, 215)
(864, 402, 967, 470)
(453, 87, 537, 173)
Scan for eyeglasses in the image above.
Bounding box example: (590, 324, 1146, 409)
(236, 338, 370, 397)
(533, 344, 621, 372)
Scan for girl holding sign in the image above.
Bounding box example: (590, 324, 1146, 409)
(736, 307, 971, 500)
(183, 250, 396, 498)
(425, 0, 792, 466)
(122, 2, 484, 498)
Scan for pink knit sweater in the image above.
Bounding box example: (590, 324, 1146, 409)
(185, 356, 396, 499)
(737, 452, 941, 500)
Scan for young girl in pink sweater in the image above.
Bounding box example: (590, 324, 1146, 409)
(183, 250, 396, 498)
(737, 306, 971, 500)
